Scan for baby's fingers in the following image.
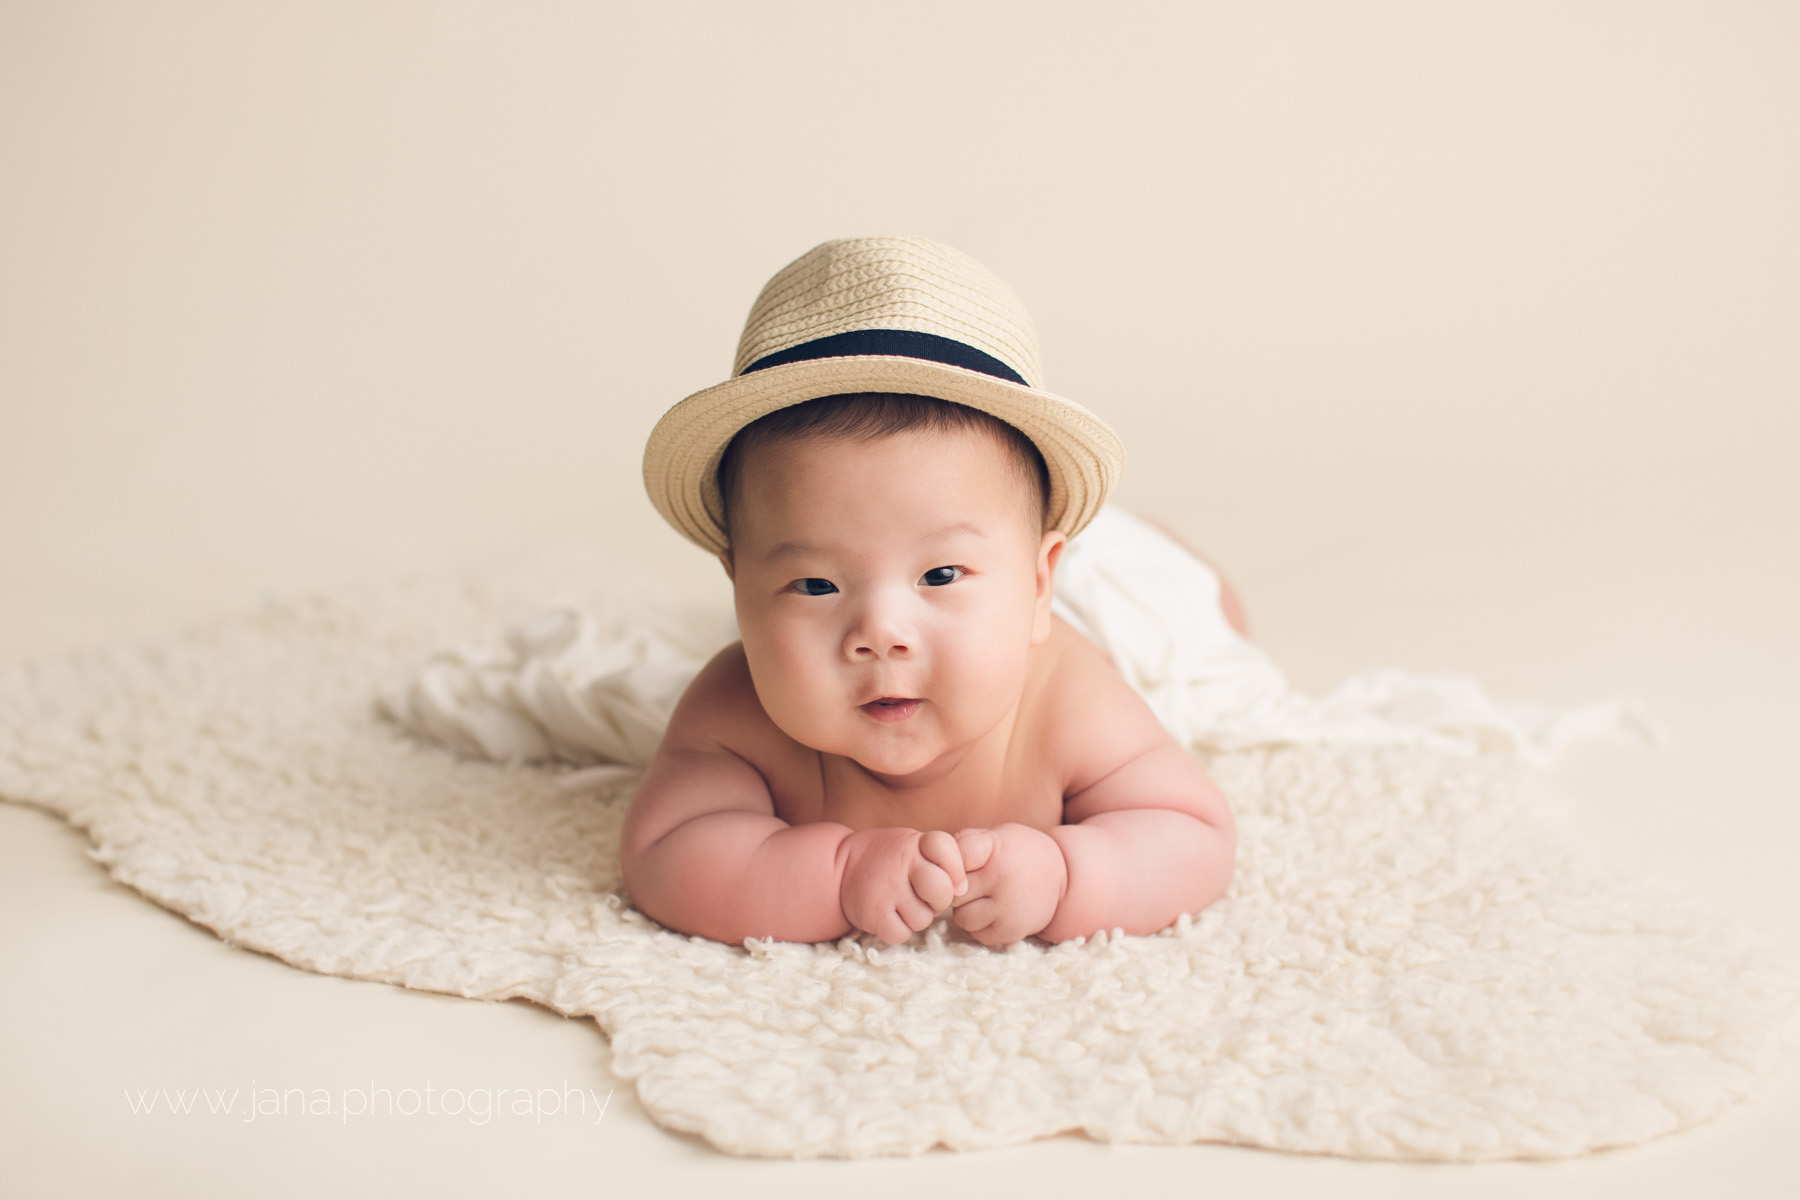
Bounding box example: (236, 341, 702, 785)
(955, 828, 997, 873)
(953, 900, 1027, 947)
(952, 896, 993, 930)
(870, 908, 917, 945)
(917, 830, 967, 898)
(908, 858, 956, 915)
(952, 897, 1004, 939)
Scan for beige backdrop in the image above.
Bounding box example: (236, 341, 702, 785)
(3, 2, 1796, 1195)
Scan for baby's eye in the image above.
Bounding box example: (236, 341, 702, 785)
(921, 566, 964, 587)
(791, 578, 839, 596)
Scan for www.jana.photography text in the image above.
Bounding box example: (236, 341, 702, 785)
(122, 1080, 613, 1126)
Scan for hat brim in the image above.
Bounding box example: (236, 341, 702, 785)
(643, 355, 1124, 555)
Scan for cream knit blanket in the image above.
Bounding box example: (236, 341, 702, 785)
(0, 546, 1793, 1159)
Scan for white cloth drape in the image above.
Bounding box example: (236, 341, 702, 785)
(381, 507, 1659, 769)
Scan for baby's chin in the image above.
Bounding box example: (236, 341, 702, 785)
(844, 739, 948, 780)
(779, 716, 954, 779)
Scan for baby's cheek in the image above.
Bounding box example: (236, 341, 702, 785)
(765, 685, 840, 747)
(939, 630, 1031, 719)
(746, 648, 836, 737)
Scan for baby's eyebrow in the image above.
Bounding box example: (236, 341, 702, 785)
(761, 540, 821, 562)
(758, 522, 988, 563)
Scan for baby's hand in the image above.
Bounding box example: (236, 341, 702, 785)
(838, 828, 967, 945)
(950, 824, 1068, 947)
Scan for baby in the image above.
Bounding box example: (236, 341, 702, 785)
(622, 238, 1236, 948)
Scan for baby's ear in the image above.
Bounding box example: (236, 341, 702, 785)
(1030, 530, 1066, 644)
(718, 548, 736, 582)
(1036, 529, 1067, 591)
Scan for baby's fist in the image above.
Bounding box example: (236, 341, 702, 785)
(950, 823, 1067, 947)
(839, 827, 967, 945)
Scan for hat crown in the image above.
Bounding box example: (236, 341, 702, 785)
(732, 237, 1045, 387)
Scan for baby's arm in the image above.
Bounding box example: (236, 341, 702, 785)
(952, 651, 1235, 946)
(1037, 739, 1235, 942)
(619, 647, 964, 945)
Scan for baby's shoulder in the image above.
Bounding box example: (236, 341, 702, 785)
(662, 642, 786, 760)
(1032, 618, 1176, 795)
(622, 642, 800, 864)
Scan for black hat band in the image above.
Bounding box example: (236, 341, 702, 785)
(739, 328, 1028, 387)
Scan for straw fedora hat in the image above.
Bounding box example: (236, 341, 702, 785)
(642, 236, 1124, 555)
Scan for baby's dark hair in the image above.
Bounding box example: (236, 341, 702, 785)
(715, 393, 1050, 543)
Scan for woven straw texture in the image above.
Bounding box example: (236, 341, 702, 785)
(2, 546, 1794, 1160)
(643, 238, 1124, 555)
(733, 237, 1045, 382)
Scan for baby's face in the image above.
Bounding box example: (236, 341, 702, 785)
(724, 426, 1062, 780)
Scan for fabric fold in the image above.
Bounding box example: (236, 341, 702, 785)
(383, 506, 1658, 770)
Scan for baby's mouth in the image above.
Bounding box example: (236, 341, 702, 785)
(858, 696, 921, 724)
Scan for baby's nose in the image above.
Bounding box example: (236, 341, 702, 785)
(847, 629, 911, 660)
(849, 636, 910, 660)
(844, 598, 914, 660)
